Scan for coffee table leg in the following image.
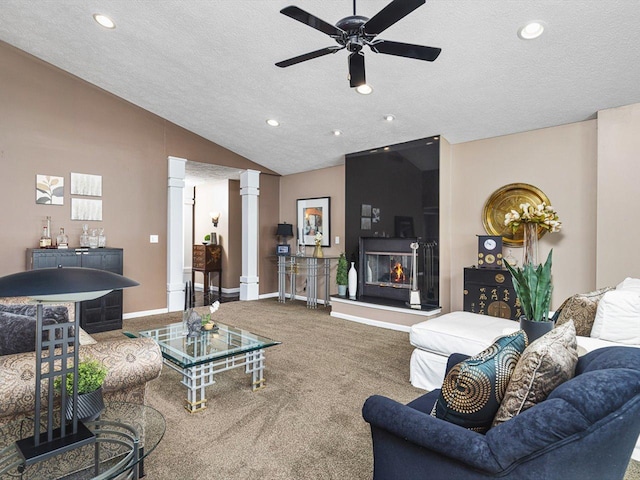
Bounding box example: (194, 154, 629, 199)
(246, 349, 266, 391)
(183, 363, 215, 413)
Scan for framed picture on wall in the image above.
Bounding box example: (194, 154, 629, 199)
(297, 197, 331, 247)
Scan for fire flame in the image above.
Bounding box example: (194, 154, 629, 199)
(391, 262, 405, 283)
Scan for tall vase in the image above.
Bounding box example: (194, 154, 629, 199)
(522, 222, 539, 267)
(348, 262, 357, 300)
(313, 243, 323, 258)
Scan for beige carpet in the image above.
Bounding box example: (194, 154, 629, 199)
(95, 299, 640, 480)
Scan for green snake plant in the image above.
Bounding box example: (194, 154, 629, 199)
(505, 249, 553, 322)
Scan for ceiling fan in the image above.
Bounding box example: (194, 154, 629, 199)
(275, 0, 441, 88)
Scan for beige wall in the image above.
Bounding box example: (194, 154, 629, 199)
(193, 179, 241, 290)
(279, 165, 346, 294)
(259, 174, 281, 295)
(0, 41, 277, 313)
(596, 103, 640, 286)
(280, 123, 601, 311)
(449, 121, 598, 311)
(439, 137, 453, 312)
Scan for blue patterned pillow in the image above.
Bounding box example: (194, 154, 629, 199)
(432, 330, 528, 433)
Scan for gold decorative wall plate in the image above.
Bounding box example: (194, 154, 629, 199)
(482, 183, 551, 247)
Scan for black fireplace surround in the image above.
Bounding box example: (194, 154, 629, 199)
(346, 135, 440, 308)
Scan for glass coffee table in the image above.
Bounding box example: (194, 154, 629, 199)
(0, 402, 165, 479)
(138, 322, 281, 413)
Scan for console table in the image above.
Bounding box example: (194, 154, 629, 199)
(276, 255, 338, 308)
(192, 244, 222, 304)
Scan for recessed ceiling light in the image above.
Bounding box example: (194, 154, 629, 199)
(383, 114, 395, 122)
(332, 130, 343, 136)
(93, 14, 115, 29)
(266, 119, 280, 127)
(518, 21, 544, 40)
(356, 84, 373, 95)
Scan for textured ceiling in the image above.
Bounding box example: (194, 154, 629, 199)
(2, 1, 640, 176)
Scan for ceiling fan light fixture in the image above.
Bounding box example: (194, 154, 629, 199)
(93, 14, 115, 29)
(518, 21, 544, 40)
(266, 119, 280, 127)
(355, 84, 373, 95)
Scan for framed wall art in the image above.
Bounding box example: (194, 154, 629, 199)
(71, 198, 103, 221)
(297, 197, 330, 247)
(36, 175, 64, 205)
(71, 172, 102, 197)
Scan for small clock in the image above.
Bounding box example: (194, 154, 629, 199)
(478, 235, 503, 269)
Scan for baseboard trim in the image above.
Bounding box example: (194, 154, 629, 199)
(123, 308, 169, 320)
(330, 311, 411, 332)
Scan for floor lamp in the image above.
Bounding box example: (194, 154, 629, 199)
(0, 266, 138, 466)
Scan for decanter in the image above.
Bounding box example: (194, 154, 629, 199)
(80, 224, 90, 247)
(88, 229, 99, 248)
(98, 228, 106, 248)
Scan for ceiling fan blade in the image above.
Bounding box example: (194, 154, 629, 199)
(280, 6, 345, 37)
(276, 46, 343, 68)
(363, 0, 425, 36)
(348, 52, 366, 87)
(370, 40, 441, 61)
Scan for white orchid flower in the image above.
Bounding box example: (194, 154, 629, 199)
(210, 301, 220, 314)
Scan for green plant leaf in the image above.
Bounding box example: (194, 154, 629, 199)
(505, 250, 553, 322)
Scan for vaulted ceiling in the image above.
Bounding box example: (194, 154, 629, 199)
(2, 1, 640, 176)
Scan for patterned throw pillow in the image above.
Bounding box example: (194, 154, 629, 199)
(493, 321, 578, 427)
(431, 330, 527, 433)
(553, 287, 614, 336)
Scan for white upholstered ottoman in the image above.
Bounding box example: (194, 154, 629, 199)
(409, 311, 518, 391)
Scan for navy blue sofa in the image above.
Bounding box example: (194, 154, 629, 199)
(362, 347, 640, 480)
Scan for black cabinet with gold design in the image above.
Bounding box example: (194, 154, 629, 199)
(192, 244, 222, 304)
(463, 267, 521, 320)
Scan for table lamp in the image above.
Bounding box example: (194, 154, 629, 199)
(0, 266, 138, 466)
(276, 223, 294, 256)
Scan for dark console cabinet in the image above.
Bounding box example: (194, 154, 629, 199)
(27, 248, 124, 333)
(463, 267, 521, 320)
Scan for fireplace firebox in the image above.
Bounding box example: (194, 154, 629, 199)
(358, 237, 439, 306)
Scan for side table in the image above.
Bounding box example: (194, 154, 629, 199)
(0, 402, 165, 479)
(192, 244, 222, 304)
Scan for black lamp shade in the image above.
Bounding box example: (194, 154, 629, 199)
(0, 267, 139, 301)
(276, 223, 294, 238)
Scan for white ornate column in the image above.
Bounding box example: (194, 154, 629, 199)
(240, 169, 260, 300)
(167, 156, 187, 311)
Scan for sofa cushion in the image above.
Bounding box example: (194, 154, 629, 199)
(553, 287, 614, 336)
(411, 311, 519, 357)
(617, 277, 640, 293)
(591, 290, 640, 345)
(0, 311, 59, 356)
(431, 330, 527, 433)
(0, 304, 70, 323)
(493, 321, 578, 426)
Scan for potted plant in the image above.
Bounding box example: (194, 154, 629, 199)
(336, 252, 349, 297)
(504, 249, 554, 343)
(55, 358, 108, 422)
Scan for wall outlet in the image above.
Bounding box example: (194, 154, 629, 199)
(150, 235, 159, 243)
(335, 236, 340, 245)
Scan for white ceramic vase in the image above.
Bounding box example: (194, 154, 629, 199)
(348, 262, 357, 300)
